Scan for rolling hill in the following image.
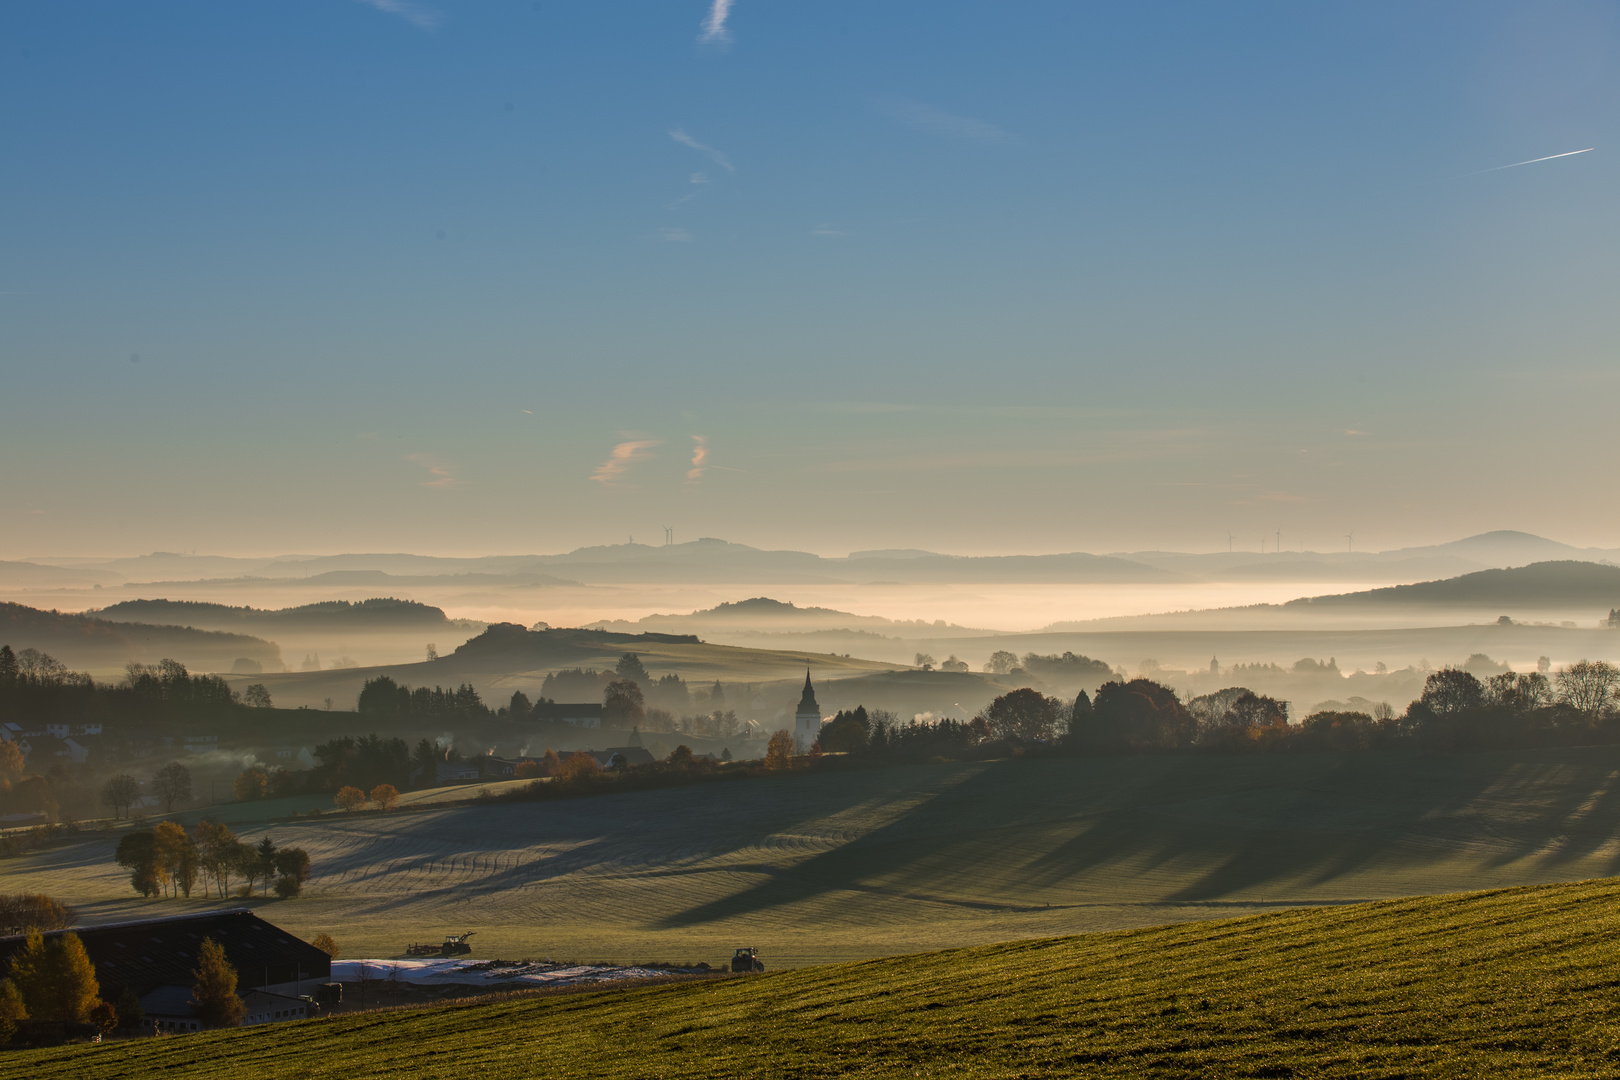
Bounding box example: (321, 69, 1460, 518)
(6, 878, 1620, 1077)
(587, 595, 992, 637)
(1287, 559, 1620, 611)
(11, 747, 1620, 967)
(0, 602, 280, 673)
(89, 598, 470, 634)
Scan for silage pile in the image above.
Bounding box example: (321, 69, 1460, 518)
(331, 958, 708, 988)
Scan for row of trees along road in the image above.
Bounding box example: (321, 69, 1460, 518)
(114, 822, 311, 899)
(806, 660, 1620, 761)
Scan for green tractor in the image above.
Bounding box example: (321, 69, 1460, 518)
(729, 947, 764, 973)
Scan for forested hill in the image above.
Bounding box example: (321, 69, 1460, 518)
(0, 602, 280, 671)
(1287, 560, 1620, 610)
(90, 597, 460, 632)
(443, 623, 701, 671)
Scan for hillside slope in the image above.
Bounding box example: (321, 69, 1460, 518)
(89, 598, 463, 633)
(1289, 559, 1620, 611)
(0, 602, 280, 672)
(10, 879, 1620, 1078)
(12, 749, 1620, 965)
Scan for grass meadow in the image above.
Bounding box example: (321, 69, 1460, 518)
(8, 748, 1620, 967)
(8, 879, 1620, 1077)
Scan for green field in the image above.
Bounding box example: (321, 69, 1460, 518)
(8, 748, 1620, 967)
(10, 879, 1620, 1077)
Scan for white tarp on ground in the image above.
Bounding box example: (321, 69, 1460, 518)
(331, 958, 700, 987)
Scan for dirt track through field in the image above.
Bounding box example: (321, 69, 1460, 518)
(11, 749, 1620, 967)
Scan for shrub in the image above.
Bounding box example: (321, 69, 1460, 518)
(311, 932, 340, 959)
(557, 753, 603, 782)
(764, 730, 794, 771)
(89, 1000, 117, 1035)
(233, 767, 269, 802)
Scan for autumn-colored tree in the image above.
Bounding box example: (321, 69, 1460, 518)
(541, 748, 561, 776)
(0, 978, 26, 1023)
(233, 766, 269, 802)
(665, 744, 695, 768)
(310, 932, 340, 959)
(89, 1000, 118, 1035)
(0, 893, 77, 935)
(368, 783, 399, 810)
(0, 977, 23, 1046)
(10, 930, 100, 1023)
(191, 937, 245, 1028)
(334, 785, 367, 812)
(0, 740, 23, 785)
(513, 760, 544, 779)
(193, 821, 243, 898)
(152, 820, 199, 897)
(764, 729, 795, 770)
(557, 752, 603, 782)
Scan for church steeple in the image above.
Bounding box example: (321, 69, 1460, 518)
(797, 669, 818, 714)
(793, 669, 822, 752)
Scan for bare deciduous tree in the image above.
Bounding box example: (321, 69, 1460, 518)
(1557, 660, 1620, 718)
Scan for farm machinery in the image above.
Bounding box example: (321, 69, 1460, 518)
(405, 931, 476, 957)
(729, 947, 764, 973)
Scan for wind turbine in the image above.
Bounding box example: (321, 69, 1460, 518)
(1345, 531, 1354, 553)
(1227, 532, 1235, 553)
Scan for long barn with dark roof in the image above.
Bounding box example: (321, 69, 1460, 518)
(0, 908, 332, 1032)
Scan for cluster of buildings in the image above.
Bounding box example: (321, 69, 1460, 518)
(0, 720, 104, 769)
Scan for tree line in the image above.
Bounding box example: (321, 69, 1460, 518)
(113, 821, 311, 899)
(0, 645, 275, 730)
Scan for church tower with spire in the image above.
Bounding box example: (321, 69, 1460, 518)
(794, 670, 822, 751)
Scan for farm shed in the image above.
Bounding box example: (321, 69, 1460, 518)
(0, 908, 331, 1030)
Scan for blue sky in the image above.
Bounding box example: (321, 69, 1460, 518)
(2, 1, 1616, 557)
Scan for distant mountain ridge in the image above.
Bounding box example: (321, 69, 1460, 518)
(14, 530, 1619, 589)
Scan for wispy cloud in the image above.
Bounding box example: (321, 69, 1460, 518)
(878, 99, 1013, 141)
(592, 439, 661, 485)
(811, 223, 852, 237)
(405, 453, 459, 488)
(659, 227, 694, 242)
(667, 172, 710, 209)
(351, 0, 441, 30)
(686, 435, 709, 483)
(670, 129, 735, 173)
(699, 0, 734, 45)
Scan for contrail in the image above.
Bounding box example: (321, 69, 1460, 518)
(1477, 147, 1593, 174)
